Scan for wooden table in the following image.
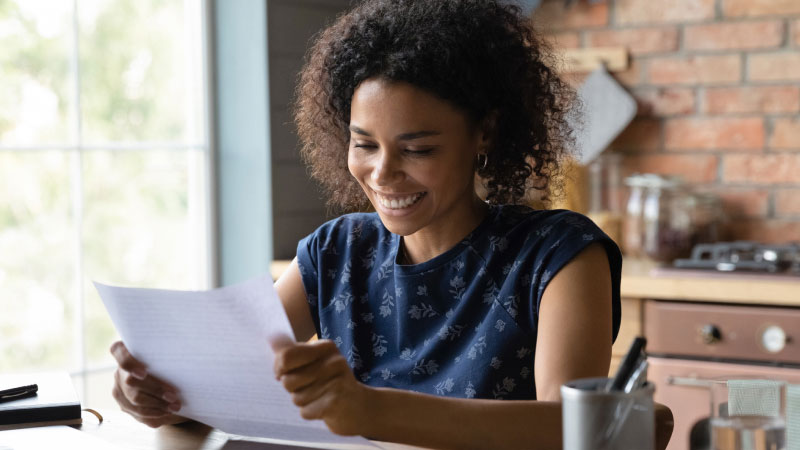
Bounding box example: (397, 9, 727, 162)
(77, 407, 672, 450)
(77, 410, 428, 450)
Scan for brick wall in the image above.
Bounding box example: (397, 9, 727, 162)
(534, 0, 800, 242)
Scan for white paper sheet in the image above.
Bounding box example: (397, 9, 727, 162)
(0, 426, 124, 450)
(94, 275, 376, 449)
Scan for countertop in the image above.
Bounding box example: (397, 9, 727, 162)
(270, 259, 800, 307)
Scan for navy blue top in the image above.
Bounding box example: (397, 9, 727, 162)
(296, 205, 621, 400)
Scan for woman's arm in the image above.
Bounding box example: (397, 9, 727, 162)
(274, 243, 613, 449)
(534, 242, 612, 400)
(274, 257, 318, 342)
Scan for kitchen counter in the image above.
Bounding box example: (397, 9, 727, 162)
(621, 259, 800, 306)
(271, 259, 800, 306)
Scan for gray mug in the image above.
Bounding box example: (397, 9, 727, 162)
(561, 377, 655, 450)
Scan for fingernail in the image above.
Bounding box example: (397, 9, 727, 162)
(162, 391, 178, 403)
(132, 368, 147, 380)
(168, 402, 181, 412)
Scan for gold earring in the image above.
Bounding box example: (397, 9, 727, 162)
(476, 153, 488, 170)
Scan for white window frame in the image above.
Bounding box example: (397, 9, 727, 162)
(0, 0, 217, 402)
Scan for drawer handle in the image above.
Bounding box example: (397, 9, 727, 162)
(699, 324, 722, 345)
(666, 376, 713, 388)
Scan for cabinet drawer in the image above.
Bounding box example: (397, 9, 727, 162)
(644, 300, 800, 364)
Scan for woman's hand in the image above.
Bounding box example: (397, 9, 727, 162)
(273, 339, 372, 436)
(109, 341, 187, 428)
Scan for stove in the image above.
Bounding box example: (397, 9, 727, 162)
(673, 241, 800, 274)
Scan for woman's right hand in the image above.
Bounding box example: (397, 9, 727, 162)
(109, 340, 187, 427)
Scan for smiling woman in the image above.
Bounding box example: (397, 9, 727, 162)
(347, 79, 487, 255)
(109, 1, 622, 448)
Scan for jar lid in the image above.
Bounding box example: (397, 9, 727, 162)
(624, 173, 683, 188)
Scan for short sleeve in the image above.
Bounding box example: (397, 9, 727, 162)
(296, 230, 322, 336)
(528, 211, 622, 343)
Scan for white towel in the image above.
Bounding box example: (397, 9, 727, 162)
(788, 384, 800, 450)
(727, 379, 782, 417)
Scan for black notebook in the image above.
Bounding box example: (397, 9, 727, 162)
(0, 372, 82, 429)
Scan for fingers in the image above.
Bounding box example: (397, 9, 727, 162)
(290, 372, 341, 408)
(295, 378, 339, 421)
(281, 352, 351, 395)
(113, 370, 173, 419)
(110, 341, 183, 427)
(115, 368, 180, 413)
(110, 341, 147, 379)
(274, 339, 340, 379)
(109, 340, 179, 396)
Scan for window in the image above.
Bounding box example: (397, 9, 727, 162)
(0, 0, 213, 408)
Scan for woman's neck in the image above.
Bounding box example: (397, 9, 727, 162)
(400, 195, 489, 265)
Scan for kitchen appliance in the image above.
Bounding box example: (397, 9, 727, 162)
(645, 300, 800, 450)
(674, 241, 800, 274)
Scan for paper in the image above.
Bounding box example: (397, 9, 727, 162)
(0, 425, 124, 450)
(95, 275, 376, 449)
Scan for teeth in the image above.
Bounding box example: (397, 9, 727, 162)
(377, 192, 425, 210)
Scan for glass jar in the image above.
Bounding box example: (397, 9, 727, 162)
(587, 154, 623, 245)
(622, 174, 654, 258)
(641, 176, 692, 263)
(687, 193, 723, 248)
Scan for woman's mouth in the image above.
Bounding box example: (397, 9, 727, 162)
(375, 192, 427, 210)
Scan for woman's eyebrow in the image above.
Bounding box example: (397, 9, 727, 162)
(396, 130, 441, 141)
(348, 125, 441, 141)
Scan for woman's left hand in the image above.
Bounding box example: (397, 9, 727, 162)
(272, 339, 372, 436)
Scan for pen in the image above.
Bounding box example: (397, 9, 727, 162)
(606, 336, 647, 392)
(0, 384, 38, 403)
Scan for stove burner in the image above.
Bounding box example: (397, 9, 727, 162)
(673, 241, 800, 273)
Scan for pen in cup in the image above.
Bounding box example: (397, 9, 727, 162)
(607, 336, 647, 392)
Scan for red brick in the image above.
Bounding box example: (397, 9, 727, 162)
(704, 86, 800, 114)
(586, 28, 678, 55)
(685, 21, 784, 51)
(665, 117, 764, 151)
(545, 32, 581, 50)
(723, 0, 800, 17)
(533, 0, 608, 31)
(776, 189, 800, 217)
(794, 20, 800, 47)
(622, 154, 718, 183)
(635, 88, 696, 116)
(726, 220, 800, 243)
(648, 55, 741, 85)
(770, 118, 800, 150)
(613, 58, 644, 87)
(749, 53, 800, 83)
(724, 154, 800, 184)
(610, 118, 662, 153)
(712, 188, 770, 218)
(615, 0, 715, 25)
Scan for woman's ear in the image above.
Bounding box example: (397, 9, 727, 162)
(478, 110, 499, 151)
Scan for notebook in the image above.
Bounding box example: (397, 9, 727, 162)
(0, 373, 81, 430)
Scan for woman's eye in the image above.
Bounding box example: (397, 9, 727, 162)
(404, 148, 433, 156)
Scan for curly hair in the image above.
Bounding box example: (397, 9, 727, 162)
(294, 0, 575, 211)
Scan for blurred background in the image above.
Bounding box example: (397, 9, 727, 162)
(1, 0, 799, 425)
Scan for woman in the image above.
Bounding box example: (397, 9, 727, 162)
(110, 1, 621, 448)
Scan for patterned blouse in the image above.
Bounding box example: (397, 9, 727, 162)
(296, 204, 621, 400)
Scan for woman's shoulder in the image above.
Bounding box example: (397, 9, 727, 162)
(300, 212, 390, 250)
(492, 205, 600, 238)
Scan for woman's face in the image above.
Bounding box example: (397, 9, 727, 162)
(348, 78, 485, 238)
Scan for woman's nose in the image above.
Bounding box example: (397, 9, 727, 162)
(371, 150, 404, 186)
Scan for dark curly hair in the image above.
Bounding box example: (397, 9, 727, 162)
(295, 0, 575, 211)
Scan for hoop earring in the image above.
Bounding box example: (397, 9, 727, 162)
(476, 153, 488, 170)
